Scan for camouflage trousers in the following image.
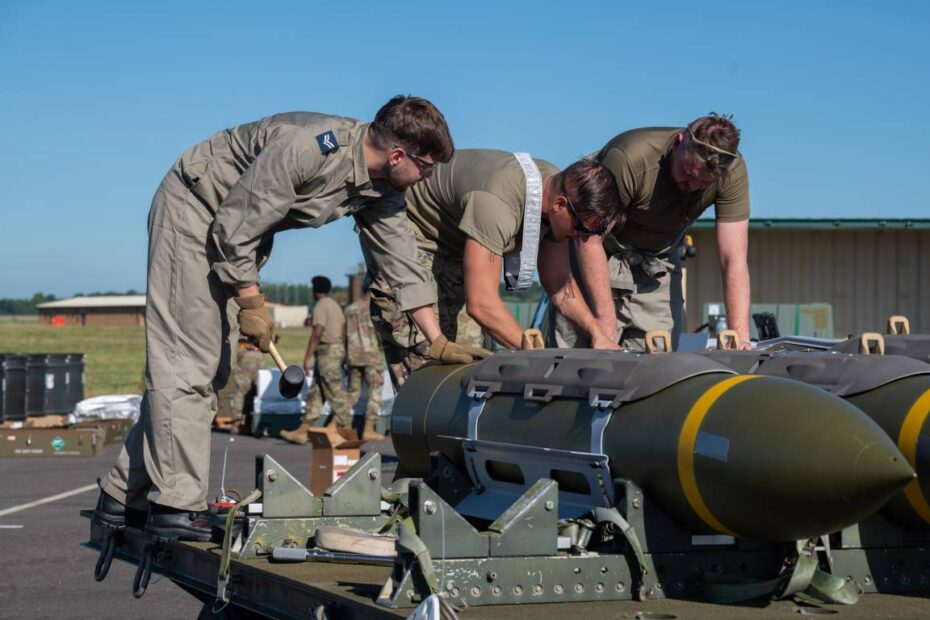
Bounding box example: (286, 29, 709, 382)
(229, 348, 263, 423)
(303, 343, 351, 429)
(346, 365, 384, 420)
(551, 247, 683, 351)
(370, 246, 484, 390)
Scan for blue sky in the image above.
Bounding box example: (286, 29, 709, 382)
(1, 1, 927, 298)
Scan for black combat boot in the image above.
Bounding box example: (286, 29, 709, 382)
(144, 503, 214, 542)
(92, 490, 146, 529)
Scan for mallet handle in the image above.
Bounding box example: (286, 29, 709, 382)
(267, 341, 287, 372)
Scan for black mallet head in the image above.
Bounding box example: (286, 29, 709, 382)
(279, 365, 305, 399)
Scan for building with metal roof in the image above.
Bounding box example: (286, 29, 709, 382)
(36, 295, 147, 327)
(685, 218, 930, 338)
(35, 296, 309, 329)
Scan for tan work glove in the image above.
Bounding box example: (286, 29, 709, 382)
(235, 294, 275, 352)
(426, 335, 491, 365)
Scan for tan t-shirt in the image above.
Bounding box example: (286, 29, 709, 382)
(404, 149, 559, 256)
(311, 296, 345, 344)
(593, 127, 750, 253)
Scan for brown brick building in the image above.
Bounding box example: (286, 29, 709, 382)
(35, 296, 309, 328)
(36, 295, 146, 327)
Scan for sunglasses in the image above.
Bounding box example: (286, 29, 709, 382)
(392, 144, 436, 171)
(686, 128, 739, 169)
(562, 181, 608, 237)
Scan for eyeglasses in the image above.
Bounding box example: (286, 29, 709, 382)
(392, 144, 436, 171)
(686, 128, 739, 169)
(562, 181, 608, 237)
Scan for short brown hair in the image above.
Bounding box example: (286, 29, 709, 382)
(689, 113, 741, 154)
(370, 95, 454, 163)
(556, 159, 625, 232)
(684, 113, 741, 178)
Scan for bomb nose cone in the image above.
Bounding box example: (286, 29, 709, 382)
(693, 377, 915, 540)
(854, 441, 917, 500)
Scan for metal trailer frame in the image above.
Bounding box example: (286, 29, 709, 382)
(830, 515, 930, 593)
(83, 449, 928, 618)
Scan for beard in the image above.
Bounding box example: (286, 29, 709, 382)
(384, 162, 414, 192)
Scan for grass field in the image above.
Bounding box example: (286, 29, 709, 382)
(0, 323, 313, 397)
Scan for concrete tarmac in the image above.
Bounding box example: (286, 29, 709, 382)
(0, 429, 927, 619)
(0, 429, 365, 619)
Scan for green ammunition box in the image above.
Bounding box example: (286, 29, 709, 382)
(0, 427, 100, 458)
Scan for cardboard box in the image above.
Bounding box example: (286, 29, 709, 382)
(75, 418, 134, 445)
(24, 414, 72, 429)
(307, 428, 365, 496)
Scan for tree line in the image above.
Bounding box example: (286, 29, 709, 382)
(0, 293, 59, 315)
(1, 280, 544, 315)
(0, 289, 141, 314)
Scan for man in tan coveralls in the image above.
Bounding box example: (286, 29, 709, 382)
(343, 284, 386, 441)
(370, 149, 624, 388)
(92, 97, 488, 542)
(280, 276, 349, 444)
(552, 114, 751, 351)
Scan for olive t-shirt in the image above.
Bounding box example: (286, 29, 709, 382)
(404, 149, 559, 256)
(311, 296, 345, 344)
(593, 127, 750, 253)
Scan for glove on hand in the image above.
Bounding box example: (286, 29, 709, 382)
(520, 328, 545, 351)
(426, 335, 492, 365)
(235, 294, 275, 352)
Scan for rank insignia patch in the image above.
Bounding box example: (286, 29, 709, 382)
(316, 131, 338, 155)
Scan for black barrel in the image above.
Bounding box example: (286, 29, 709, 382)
(1, 354, 28, 421)
(7, 355, 28, 421)
(0, 353, 6, 421)
(26, 354, 49, 417)
(65, 353, 85, 409)
(44, 354, 71, 414)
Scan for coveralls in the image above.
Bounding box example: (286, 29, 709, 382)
(100, 113, 435, 512)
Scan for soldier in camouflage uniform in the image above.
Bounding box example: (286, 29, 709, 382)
(228, 338, 263, 433)
(281, 276, 350, 445)
(370, 236, 482, 389)
(344, 285, 387, 440)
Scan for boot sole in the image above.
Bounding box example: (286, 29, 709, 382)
(144, 526, 213, 543)
(91, 512, 126, 530)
